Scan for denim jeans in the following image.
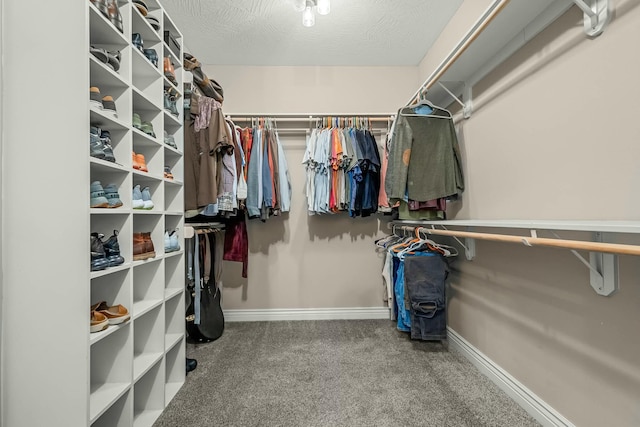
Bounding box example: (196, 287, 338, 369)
(404, 255, 449, 341)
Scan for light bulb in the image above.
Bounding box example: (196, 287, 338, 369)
(293, 0, 306, 12)
(302, 1, 315, 27)
(317, 0, 330, 15)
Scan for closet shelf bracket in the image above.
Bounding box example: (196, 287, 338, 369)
(551, 231, 618, 296)
(572, 0, 610, 37)
(437, 82, 473, 119)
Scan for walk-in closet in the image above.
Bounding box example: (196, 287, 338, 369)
(1, 0, 639, 426)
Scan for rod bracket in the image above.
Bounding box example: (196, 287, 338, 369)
(588, 232, 618, 296)
(573, 0, 610, 37)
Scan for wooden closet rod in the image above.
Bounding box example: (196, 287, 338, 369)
(398, 225, 640, 256)
(226, 114, 394, 122)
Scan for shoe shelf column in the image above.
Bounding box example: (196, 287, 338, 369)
(89, 1, 135, 425)
(162, 6, 186, 404)
(88, 0, 186, 426)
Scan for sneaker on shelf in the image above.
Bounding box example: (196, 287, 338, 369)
(163, 91, 172, 112)
(146, 15, 160, 30)
(91, 301, 130, 325)
(169, 96, 179, 117)
(164, 131, 177, 149)
(163, 166, 174, 180)
(163, 57, 177, 85)
(141, 186, 154, 209)
(143, 48, 158, 67)
(133, 0, 149, 16)
(140, 121, 156, 138)
(164, 230, 172, 252)
(135, 153, 148, 172)
(170, 229, 180, 252)
(101, 96, 118, 118)
(132, 32, 144, 53)
(90, 232, 110, 271)
(90, 127, 107, 160)
(90, 46, 109, 64)
(90, 0, 109, 19)
(90, 310, 109, 333)
(90, 181, 109, 208)
(106, 50, 121, 72)
(106, 0, 123, 33)
(103, 183, 123, 208)
(90, 87, 103, 109)
(100, 130, 116, 163)
(102, 230, 125, 266)
(132, 184, 144, 209)
(132, 113, 142, 130)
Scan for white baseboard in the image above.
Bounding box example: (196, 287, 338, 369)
(447, 328, 574, 427)
(223, 307, 390, 322)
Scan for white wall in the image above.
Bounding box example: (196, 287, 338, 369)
(446, 2, 640, 426)
(198, 65, 420, 310)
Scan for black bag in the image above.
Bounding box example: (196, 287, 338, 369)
(185, 232, 225, 342)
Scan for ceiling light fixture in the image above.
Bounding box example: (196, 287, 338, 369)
(296, 0, 330, 27)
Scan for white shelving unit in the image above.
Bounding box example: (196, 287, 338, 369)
(88, 1, 185, 425)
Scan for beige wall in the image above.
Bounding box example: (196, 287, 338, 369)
(449, 2, 640, 426)
(202, 65, 419, 115)
(417, 0, 496, 90)
(202, 66, 420, 310)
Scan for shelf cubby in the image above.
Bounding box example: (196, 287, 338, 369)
(89, 4, 129, 46)
(134, 305, 165, 382)
(132, 258, 164, 318)
(133, 359, 165, 427)
(90, 325, 133, 424)
(164, 183, 183, 213)
(164, 339, 185, 404)
(92, 390, 133, 427)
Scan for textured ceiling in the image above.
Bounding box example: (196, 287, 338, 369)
(160, 0, 463, 66)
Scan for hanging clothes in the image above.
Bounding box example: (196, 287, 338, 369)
(243, 120, 291, 221)
(385, 104, 464, 219)
(303, 124, 380, 217)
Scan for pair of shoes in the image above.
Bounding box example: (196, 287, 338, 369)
(133, 232, 156, 261)
(141, 121, 156, 138)
(133, 0, 148, 16)
(90, 87, 118, 118)
(146, 15, 160, 30)
(91, 230, 125, 271)
(132, 184, 154, 209)
(164, 87, 181, 117)
(90, 301, 130, 333)
(186, 358, 197, 374)
(132, 152, 148, 172)
(164, 131, 177, 149)
(163, 166, 174, 180)
(90, 0, 123, 33)
(90, 126, 116, 162)
(91, 181, 123, 208)
(132, 33, 144, 53)
(144, 48, 158, 67)
(164, 57, 177, 86)
(90, 46, 121, 72)
(164, 229, 180, 252)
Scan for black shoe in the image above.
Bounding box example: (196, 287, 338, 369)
(186, 358, 197, 374)
(132, 33, 144, 53)
(103, 230, 125, 266)
(91, 233, 109, 271)
(143, 48, 158, 67)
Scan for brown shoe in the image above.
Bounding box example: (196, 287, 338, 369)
(164, 57, 177, 85)
(135, 153, 148, 172)
(142, 232, 156, 257)
(133, 232, 156, 260)
(92, 301, 130, 325)
(90, 310, 109, 333)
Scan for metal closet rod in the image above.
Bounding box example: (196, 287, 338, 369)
(394, 225, 640, 256)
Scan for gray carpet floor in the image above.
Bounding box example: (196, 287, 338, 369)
(154, 320, 540, 427)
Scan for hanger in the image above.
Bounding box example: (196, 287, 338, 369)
(401, 90, 452, 119)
